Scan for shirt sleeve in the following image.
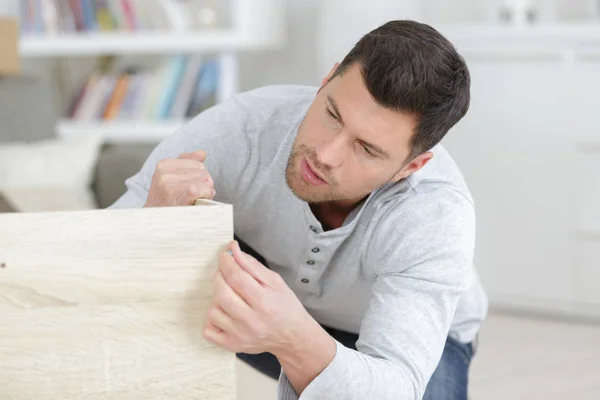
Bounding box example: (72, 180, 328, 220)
(109, 95, 253, 209)
(277, 188, 476, 400)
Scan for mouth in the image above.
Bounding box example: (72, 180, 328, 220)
(300, 157, 328, 186)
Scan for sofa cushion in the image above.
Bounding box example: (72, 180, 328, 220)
(93, 143, 156, 208)
(0, 135, 102, 211)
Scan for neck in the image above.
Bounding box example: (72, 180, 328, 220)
(310, 196, 366, 231)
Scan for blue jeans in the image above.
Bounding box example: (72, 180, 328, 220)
(237, 332, 473, 400)
(234, 237, 474, 399)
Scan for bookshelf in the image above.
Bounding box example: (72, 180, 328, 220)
(20, 30, 284, 56)
(18, 0, 286, 143)
(56, 120, 187, 142)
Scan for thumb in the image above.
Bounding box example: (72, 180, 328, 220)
(228, 241, 272, 285)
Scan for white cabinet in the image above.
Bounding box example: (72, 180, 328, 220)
(443, 61, 600, 319)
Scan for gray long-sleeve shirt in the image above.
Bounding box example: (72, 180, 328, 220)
(111, 85, 488, 400)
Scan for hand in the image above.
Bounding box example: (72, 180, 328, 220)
(203, 241, 319, 357)
(144, 150, 215, 207)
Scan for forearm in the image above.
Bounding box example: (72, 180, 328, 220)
(277, 343, 421, 400)
(274, 319, 336, 395)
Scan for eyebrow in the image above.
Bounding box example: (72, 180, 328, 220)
(327, 95, 391, 159)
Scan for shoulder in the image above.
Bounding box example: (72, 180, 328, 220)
(367, 152, 476, 275)
(233, 85, 318, 117)
(407, 144, 474, 205)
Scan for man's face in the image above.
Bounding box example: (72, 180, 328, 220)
(286, 64, 430, 205)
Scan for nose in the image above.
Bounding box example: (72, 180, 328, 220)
(315, 133, 346, 169)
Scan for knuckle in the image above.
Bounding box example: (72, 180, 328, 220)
(260, 299, 274, 315)
(209, 307, 220, 320)
(187, 184, 199, 197)
(217, 290, 232, 309)
(156, 172, 170, 188)
(156, 158, 172, 172)
(271, 272, 284, 286)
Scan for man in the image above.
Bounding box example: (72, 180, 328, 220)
(111, 20, 488, 400)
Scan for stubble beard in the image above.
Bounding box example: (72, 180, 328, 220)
(285, 143, 342, 204)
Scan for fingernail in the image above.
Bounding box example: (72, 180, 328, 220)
(226, 249, 233, 256)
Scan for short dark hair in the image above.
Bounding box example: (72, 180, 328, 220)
(331, 20, 470, 160)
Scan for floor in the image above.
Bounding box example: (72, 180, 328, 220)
(236, 312, 600, 400)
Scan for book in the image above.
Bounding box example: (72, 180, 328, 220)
(104, 73, 130, 120)
(96, 75, 118, 119)
(170, 56, 204, 119)
(21, 0, 200, 33)
(118, 74, 142, 119)
(155, 55, 188, 120)
(80, 0, 98, 31)
(69, 56, 221, 122)
(120, 0, 138, 31)
(55, 0, 76, 32)
(68, 0, 84, 31)
(40, 0, 59, 34)
(95, 0, 116, 31)
(187, 60, 220, 117)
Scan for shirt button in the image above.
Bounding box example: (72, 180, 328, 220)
(311, 247, 320, 253)
(310, 225, 318, 233)
(307, 260, 315, 265)
(301, 278, 310, 284)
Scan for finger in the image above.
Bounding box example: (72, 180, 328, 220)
(178, 150, 206, 163)
(172, 179, 216, 205)
(229, 241, 276, 287)
(204, 320, 223, 334)
(207, 305, 236, 334)
(220, 248, 264, 307)
(157, 158, 206, 174)
(172, 159, 206, 171)
(213, 266, 253, 320)
(161, 170, 212, 185)
(203, 321, 230, 349)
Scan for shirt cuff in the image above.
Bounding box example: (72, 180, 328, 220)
(277, 340, 348, 400)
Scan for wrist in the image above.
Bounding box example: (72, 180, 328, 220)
(274, 319, 336, 394)
(275, 318, 336, 369)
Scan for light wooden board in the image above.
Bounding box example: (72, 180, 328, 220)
(0, 203, 235, 399)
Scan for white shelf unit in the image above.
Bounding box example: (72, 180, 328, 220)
(438, 23, 600, 61)
(20, 30, 284, 57)
(18, 0, 286, 143)
(56, 120, 188, 143)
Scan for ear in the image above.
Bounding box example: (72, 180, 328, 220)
(321, 62, 341, 86)
(391, 151, 434, 183)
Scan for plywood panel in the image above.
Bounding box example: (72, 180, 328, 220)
(0, 203, 235, 399)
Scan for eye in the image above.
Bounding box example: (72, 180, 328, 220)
(326, 107, 339, 121)
(360, 143, 377, 158)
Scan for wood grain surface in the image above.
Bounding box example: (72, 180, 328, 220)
(0, 204, 235, 399)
